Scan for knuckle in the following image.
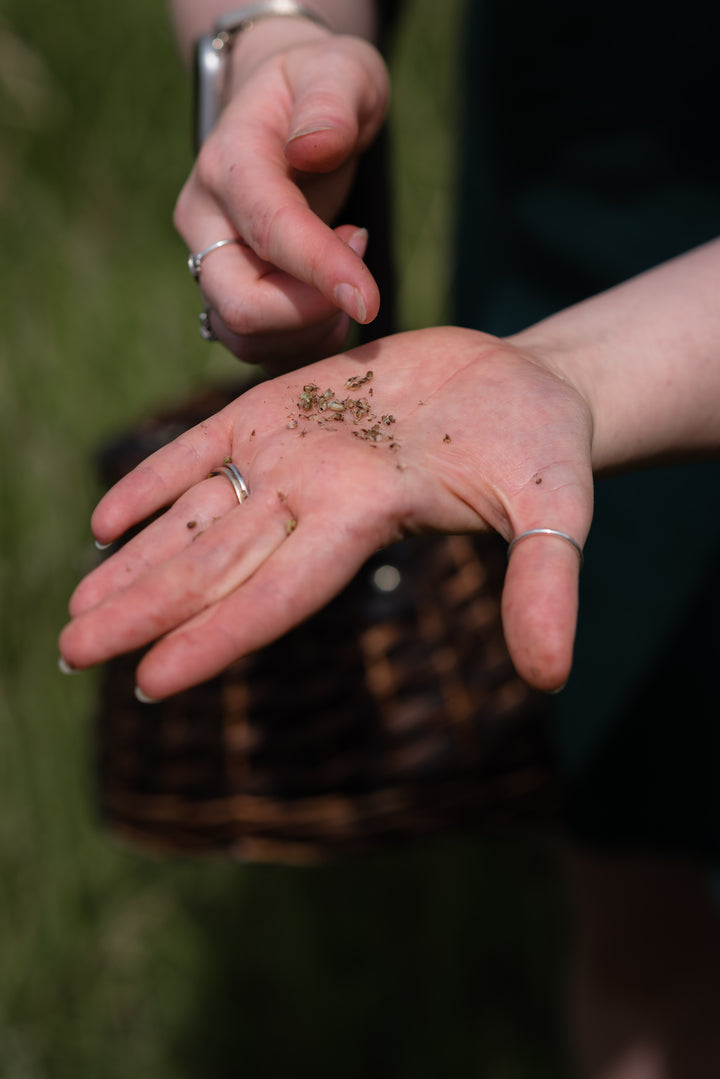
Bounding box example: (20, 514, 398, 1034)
(172, 185, 192, 234)
(243, 200, 294, 268)
(261, 201, 294, 257)
(194, 135, 225, 194)
(214, 296, 256, 339)
(329, 37, 389, 106)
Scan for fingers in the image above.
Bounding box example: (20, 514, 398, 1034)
(180, 144, 379, 326)
(132, 505, 372, 699)
(62, 329, 598, 701)
(72, 472, 241, 615)
(225, 171, 378, 323)
(208, 309, 352, 372)
(501, 532, 585, 692)
(188, 222, 367, 358)
(174, 38, 388, 339)
(89, 412, 235, 546)
(61, 482, 297, 672)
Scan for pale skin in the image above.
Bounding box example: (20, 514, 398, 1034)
(59, 7, 720, 699)
(59, 238, 720, 699)
(170, 0, 387, 366)
(62, 325, 593, 697)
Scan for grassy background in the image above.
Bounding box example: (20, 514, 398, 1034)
(0, 1, 567, 1075)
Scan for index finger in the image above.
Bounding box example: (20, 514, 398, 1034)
(90, 409, 235, 546)
(191, 51, 385, 323)
(208, 145, 379, 324)
(128, 502, 382, 700)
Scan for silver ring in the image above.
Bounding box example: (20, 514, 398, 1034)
(210, 462, 249, 504)
(507, 528, 584, 568)
(199, 306, 218, 341)
(188, 238, 243, 280)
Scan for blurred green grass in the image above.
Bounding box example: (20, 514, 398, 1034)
(0, 1, 566, 1076)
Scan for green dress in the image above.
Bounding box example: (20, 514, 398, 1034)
(454, 0, 720, 857)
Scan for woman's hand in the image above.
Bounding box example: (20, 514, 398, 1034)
(176, 25, 389, 369)
(59, 327, 594, 699)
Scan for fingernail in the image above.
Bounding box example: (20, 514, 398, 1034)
(134, 686, 159, 705)
(347, 227, 369, 258)
(333, 282, 367, 323)
(286, 123, 335, 145)
(549, 683, 567, 696)
(58, 656, 78, 675)
(94, 538, 113, 551)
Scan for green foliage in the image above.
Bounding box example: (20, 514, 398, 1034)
(389, 0, 463, 328)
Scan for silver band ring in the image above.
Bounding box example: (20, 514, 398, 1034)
(210, 462, 249, 504)
(507, 528, 584, 568)
(188, 238, 243, 280)
(199, 306, 218, 341)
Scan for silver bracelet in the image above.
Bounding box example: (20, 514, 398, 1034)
(193, 1, 331, 151)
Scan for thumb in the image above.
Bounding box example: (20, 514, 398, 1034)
(284, 98, 361, 174)
(284, 44, 388, 173)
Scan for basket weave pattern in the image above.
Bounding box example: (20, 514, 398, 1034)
(95, 388, 560, 862)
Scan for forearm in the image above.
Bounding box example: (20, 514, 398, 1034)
(509, 238, 720, 473)
(169, 0, 380, 65)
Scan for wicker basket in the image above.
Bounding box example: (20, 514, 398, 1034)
(93, 386, 561, 863)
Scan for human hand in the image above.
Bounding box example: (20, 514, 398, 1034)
(176, 26, 389, 369)
(59, 327, 594, 699)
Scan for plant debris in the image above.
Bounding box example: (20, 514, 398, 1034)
(292, 376, 399, 446)
(344, 371, 374, 389)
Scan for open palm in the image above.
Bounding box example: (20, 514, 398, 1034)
(60, 327, 594, 698)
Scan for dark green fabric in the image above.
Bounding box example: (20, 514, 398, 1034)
(454, 0, 720, 855)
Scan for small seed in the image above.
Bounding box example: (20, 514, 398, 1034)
(345, 370, 373, 389)
(285, 518, 297, 535)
